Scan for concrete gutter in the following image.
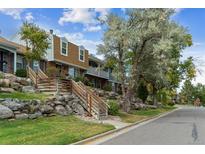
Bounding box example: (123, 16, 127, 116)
(73, 107, 180, 145)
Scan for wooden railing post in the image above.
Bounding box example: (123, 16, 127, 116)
(35, 70, 38, 88)
(89, 94, 92, 117)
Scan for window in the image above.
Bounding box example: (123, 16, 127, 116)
(61, 40, 68, 56)
(16, 55, 23, 69)
(79, 48, 84, 62)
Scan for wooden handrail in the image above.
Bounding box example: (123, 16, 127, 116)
(71, 80, 108, 119)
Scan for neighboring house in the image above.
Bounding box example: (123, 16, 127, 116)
(0, 36, 27, 74)
(85, 54, 121, 92)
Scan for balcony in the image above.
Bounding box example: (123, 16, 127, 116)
(86, 67, 109, 79)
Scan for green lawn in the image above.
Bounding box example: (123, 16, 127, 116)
(0, 92, 48, 101)
(119, 106, 176, 123)
(0, 116, 115, 145)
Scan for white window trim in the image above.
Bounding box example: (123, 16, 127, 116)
(60, 39, 68, 56)
(79, 47, 85, 62)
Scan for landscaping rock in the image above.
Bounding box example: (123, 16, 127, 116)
(55, 105, 68, 116)
(16, 77, 30, 86)
(0, 104, 14, 119)
(15, 113, 28, 120)
(1, 100, 24, 111)
(40, 105, 54, 114)
(29, 112, 42, 119)
(0, 79, 10, 87)
(72, 103, 85, 115)
(65, 105, 73, 114)
(56, 95, 65, 102)
(10, 82, 22, 91)
(22, 86, 35, 93)
(64, 94, 74, 101)
(0, 87, 15, 93)
(54, 101, 65, 106)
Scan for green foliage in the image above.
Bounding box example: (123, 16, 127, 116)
(46, 66, 58, 77)
(0, 73, 4, 79)
(137, 81, 149, 103)
(103, 83, 112, 91)
(108, 100, 120, 115)
(73, 76, 93, 87)
(180, 82, 205, 106)
(0, 92, 48, 101)
(19, 22, 50, 63)
(15, 69, 27, 77)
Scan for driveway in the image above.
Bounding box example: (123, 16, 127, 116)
(100, 106, 205, 145)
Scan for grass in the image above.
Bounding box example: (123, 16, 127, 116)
(0, 115, 115, 145)
(0, 92, 48, 101)
(118, 106, 176, 123)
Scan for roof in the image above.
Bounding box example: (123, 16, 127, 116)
(0, 37, 27, 54)
(89, 54, 105, 64)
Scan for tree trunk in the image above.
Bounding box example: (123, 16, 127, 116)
(118, 60, 126, 97)
(152, 86, 158, 106)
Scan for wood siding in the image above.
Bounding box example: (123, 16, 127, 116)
(53, 35, 89, 70)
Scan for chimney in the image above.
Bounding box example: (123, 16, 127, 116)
(50, 29, 53, 35)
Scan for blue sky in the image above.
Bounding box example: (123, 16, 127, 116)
(0, 8, 204, 84)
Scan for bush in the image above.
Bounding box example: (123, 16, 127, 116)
(108, 100, 120, 116)
(46, 67, 58, 77)
(73, 76, 93, 87)
(137, 81, 148, 103)
(103, 83, 112, 91)
(15, 69, 27, 77)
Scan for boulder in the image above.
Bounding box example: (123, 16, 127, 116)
(0, 87, 15, 93)
(15, 113, 28, 120)
(65, 105, 73, 114)
(10, 82, 22, 91)
(56, 95, 65, 102)
(54, 101, 65, 106)
(1, 100, 24, 111)
(40, 105, 54, 114)
(28, 112, 42, 119)
(72, 103, 85, 115)
(0, 104, 14, 119)
(16, 77, 30, 86)
(55, 105, 68, 116)
(22, 86, 35, 93)
(0, 79, 10, 87)
(64, 94, 74, 101)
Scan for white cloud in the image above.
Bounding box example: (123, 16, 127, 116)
(58, 8, 96, 26)
(0, 8, 24, 20)
(58, 8, 110, 32)
(95, 8, 110, 21)
(83, 25, 101, 32)
(24, 12, 34, 22)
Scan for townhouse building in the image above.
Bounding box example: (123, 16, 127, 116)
(0, 31, 120, 93)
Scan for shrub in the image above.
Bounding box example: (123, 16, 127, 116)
(137, 81, 148, 103)
(46, 67, 58, 77)
(103, 83, 112, 91)
(108, 100, 120, 116)
(15, 69, 27, 77)
(0, 73, 4, 79)
(73, 76, 84, 82)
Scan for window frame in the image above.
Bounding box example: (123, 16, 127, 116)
(60, 39, 68, 56)
(79, 47, 85, 62)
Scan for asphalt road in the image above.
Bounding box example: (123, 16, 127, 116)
(101, 107, 205, 145)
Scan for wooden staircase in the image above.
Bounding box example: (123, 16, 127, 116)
(27, 66, 109, 119)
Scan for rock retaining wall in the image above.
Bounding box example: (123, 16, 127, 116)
(0, 93, 87, 120)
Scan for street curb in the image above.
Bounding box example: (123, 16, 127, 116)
(72, 107, 180, 145)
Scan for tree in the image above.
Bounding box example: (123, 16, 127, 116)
(19, 22, 50, 67)
(97, 14, 129, 97)
(125, 9, 193, 107)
